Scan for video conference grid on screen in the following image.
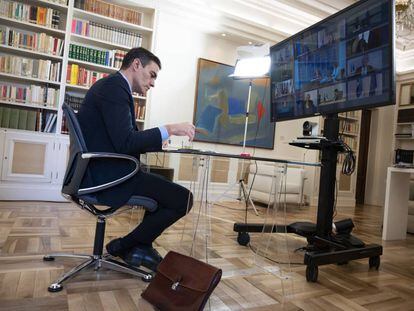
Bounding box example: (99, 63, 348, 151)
(270, 0, 392, 121)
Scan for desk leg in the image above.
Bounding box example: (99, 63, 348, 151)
(184, 155, 212, 260)
(383, 171, 410, 241)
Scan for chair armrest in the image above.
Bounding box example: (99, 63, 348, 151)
(78, 152, 139, 195)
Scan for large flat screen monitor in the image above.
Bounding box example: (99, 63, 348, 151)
(270, 0, 395, 122)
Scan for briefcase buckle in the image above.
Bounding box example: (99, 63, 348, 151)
(171, 281, 180, 290)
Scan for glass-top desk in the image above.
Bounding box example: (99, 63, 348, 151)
(145, 149, 319, 250)
(144, 149, 321, 301)
(145, 148, 319, 218)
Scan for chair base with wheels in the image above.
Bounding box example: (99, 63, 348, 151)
(43, 195, 157, 292)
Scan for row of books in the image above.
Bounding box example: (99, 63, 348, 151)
(0, 105, 38, 131)
(74, 0, 143, 25)
(134, 104, 146, 120)
(72, 18, 142, 48)
(41, 111, 57, 133)
(66, 64, 109, 87)
(339, 120, 359, 134)
(0, 0, 61, 29)
(0, 54, 61, 81)
(0, 26, 64, 56)
(69, 43, 125, 68)
(0, 83, 59, 107)
(64, 93, 84, 111)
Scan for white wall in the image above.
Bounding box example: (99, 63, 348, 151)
(148, 11, 237, 135)
(147, 9, 320, 202)
(364, 105, 394, 206)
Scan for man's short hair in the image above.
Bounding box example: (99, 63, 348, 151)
(121, 47, 161, 70)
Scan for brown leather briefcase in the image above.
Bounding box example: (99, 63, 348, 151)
(141, 251, 222, 311)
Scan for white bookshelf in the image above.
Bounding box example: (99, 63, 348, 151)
(68, 58, 119, 73)
(311, 111, 362, 207)
(0, 0, 156, 201)
(65, 84, 89, 91)
(396, 137, 414, 140)
(72, 8, 153, 34)
(338, 114, 359, 121)
(398, 104, 414, 110)
(65, 85, 148, 99)
(0, 99, 58, 111)
(393, 75, 414, 156)
(338, 112, 361, 200)
(0, 72, 61, 86)
(0, 16, 66, 35)
(341, 131, 358, 137)
(65, 0, 155, 132)
(0, 44, 63, 60)
(36, 0, 69, 10)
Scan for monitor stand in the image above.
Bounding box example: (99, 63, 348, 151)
(233, 113, 382, 282)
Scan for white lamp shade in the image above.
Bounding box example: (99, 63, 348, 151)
(230, 56, 271, 79)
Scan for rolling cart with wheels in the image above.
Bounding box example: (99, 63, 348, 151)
(234, 114, 382, 282)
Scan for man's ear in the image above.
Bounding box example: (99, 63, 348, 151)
(135, 58, 143, 69)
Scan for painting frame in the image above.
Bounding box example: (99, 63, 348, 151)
(193, 58, 275, 149)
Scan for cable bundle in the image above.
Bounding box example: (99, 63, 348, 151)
(340, 140, 356, 175)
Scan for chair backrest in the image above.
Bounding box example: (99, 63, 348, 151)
(61, 103, 90, 196)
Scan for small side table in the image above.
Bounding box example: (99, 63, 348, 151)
(383, 167, 414, 240)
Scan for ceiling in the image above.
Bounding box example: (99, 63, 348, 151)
(157, 0, 358, 43)
(158, 0, 413, 52)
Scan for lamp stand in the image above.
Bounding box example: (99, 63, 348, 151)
(241, 80, 252, 156)
(211, 80, 259, 216)
(238, 80, 259, 215)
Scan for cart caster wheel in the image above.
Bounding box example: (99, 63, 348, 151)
(43, 256, 55, 261)
(237, 232, 250, 246)
(369, 256, 380, 270)
(142, 274, 154, 282)
(48, 283, 63, 292)
(306, 265, 318, 282)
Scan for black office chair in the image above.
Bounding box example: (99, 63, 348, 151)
(43, 103, 157, 292)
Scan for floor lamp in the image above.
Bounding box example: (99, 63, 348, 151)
(229, 55, 271, 215)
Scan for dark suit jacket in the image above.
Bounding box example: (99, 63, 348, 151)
(355, 64, 374, 76)
(77, 72, 162, 208)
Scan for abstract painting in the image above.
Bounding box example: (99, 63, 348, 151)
(193, 58, 275, 149)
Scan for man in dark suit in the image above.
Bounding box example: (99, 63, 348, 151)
(77, 47, 195, 271)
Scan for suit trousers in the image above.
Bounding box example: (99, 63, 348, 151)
(120, 170, 193, 247)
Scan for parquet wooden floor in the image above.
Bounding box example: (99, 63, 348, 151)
(0, 200, 413, 310)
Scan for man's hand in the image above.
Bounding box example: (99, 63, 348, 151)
(165, 123, 196, 141)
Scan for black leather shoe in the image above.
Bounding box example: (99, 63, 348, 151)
(122, 245, 163, 272)
(106, 238, 128, 257)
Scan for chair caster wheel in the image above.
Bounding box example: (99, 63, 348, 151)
(237, 232, 250, 246)
(306, 265, 318, 282)
(369, 256, 380, 270)
(43, 256, 55, 261)
(48, 283, 63, 292)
